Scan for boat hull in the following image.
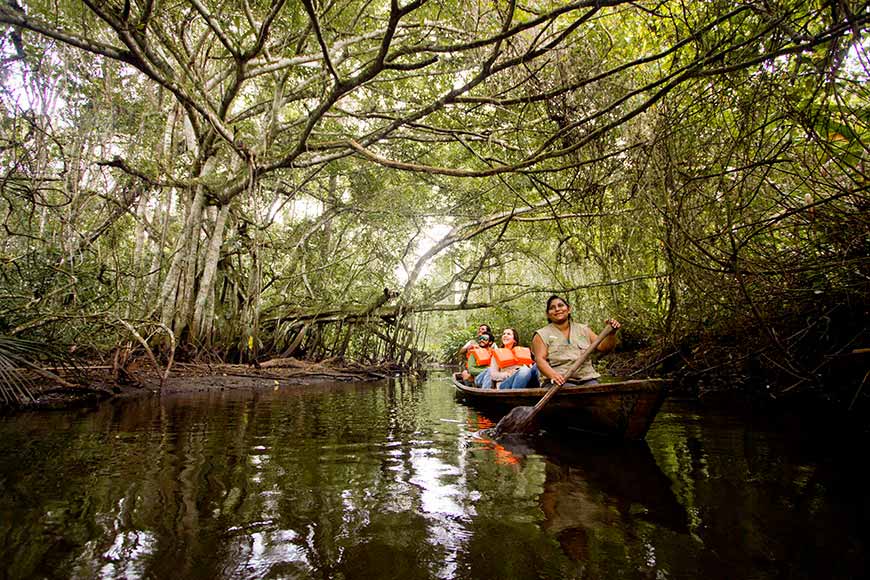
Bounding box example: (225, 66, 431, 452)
(452, 374, 668, 440)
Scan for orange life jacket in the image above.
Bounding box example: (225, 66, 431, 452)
(466, 346, 492, 367)
(514, 346, 533, 365)
(492, 346, 533, 369)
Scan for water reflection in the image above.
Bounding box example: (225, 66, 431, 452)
(0, 376, 867, 579)
(471, 424, 689, 573)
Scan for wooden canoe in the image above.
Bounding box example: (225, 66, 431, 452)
(451, 373, 668, 440)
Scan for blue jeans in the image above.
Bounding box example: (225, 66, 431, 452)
(498, 364, 540, 390)
(474, 368, 492, 389)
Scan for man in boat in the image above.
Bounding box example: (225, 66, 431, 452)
(458, 324, 493, 356)
(460, 331, 495, 386)
(531, 295, 621, 387)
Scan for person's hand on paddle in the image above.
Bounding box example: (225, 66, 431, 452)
(594, 319, 620, 354)
(550, 371, 568, 386)
(496, 322, 616, 435)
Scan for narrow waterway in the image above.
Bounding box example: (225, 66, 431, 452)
(0, 373, 866, 579)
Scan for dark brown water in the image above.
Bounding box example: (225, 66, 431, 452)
(0, 373, 866, 579)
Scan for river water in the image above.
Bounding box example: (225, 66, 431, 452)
(0, 373, 866, 579)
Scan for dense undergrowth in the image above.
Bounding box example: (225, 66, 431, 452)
(608, 299, 869, 430)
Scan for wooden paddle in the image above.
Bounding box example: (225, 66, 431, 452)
(494, 323, 615, 436)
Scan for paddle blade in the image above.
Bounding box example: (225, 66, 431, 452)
(494, 405, 537, 436)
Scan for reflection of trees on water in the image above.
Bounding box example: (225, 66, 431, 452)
(646, 409, 870, 580)
(9, 379, 687, 578)
(539, 440, 688, 566)
(493, 435, 689, 570)
(4, 381, 867, 579)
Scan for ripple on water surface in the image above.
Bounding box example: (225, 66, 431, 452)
(0, 377, 867, 580)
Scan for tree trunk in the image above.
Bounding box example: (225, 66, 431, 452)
(191, 202, 231, 340)
(158, 183, 206, 335)
(127, 193, 149, 318)
(145, 188, 173, 310)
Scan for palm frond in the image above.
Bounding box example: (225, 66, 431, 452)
(0, 335, 67, 405)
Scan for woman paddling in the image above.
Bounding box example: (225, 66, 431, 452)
(531, 295, 620, 386)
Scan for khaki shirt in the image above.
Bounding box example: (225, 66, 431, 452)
(535, 322, 600, 382)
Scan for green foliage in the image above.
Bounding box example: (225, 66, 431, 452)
(0, 0, 866, 388)
(0, 334, 75, 404)
(0, 335, 40, 402)
(438, 325, 477, 366)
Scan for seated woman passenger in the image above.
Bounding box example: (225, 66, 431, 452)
(487, 328, 539, 390)
(460, 331, 495, 386)
(531, 295, 620, 386)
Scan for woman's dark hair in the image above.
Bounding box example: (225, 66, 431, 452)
(546, 295, 571, 322)
(503, 327, 520, 346)
(546, 294, 570, 311)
